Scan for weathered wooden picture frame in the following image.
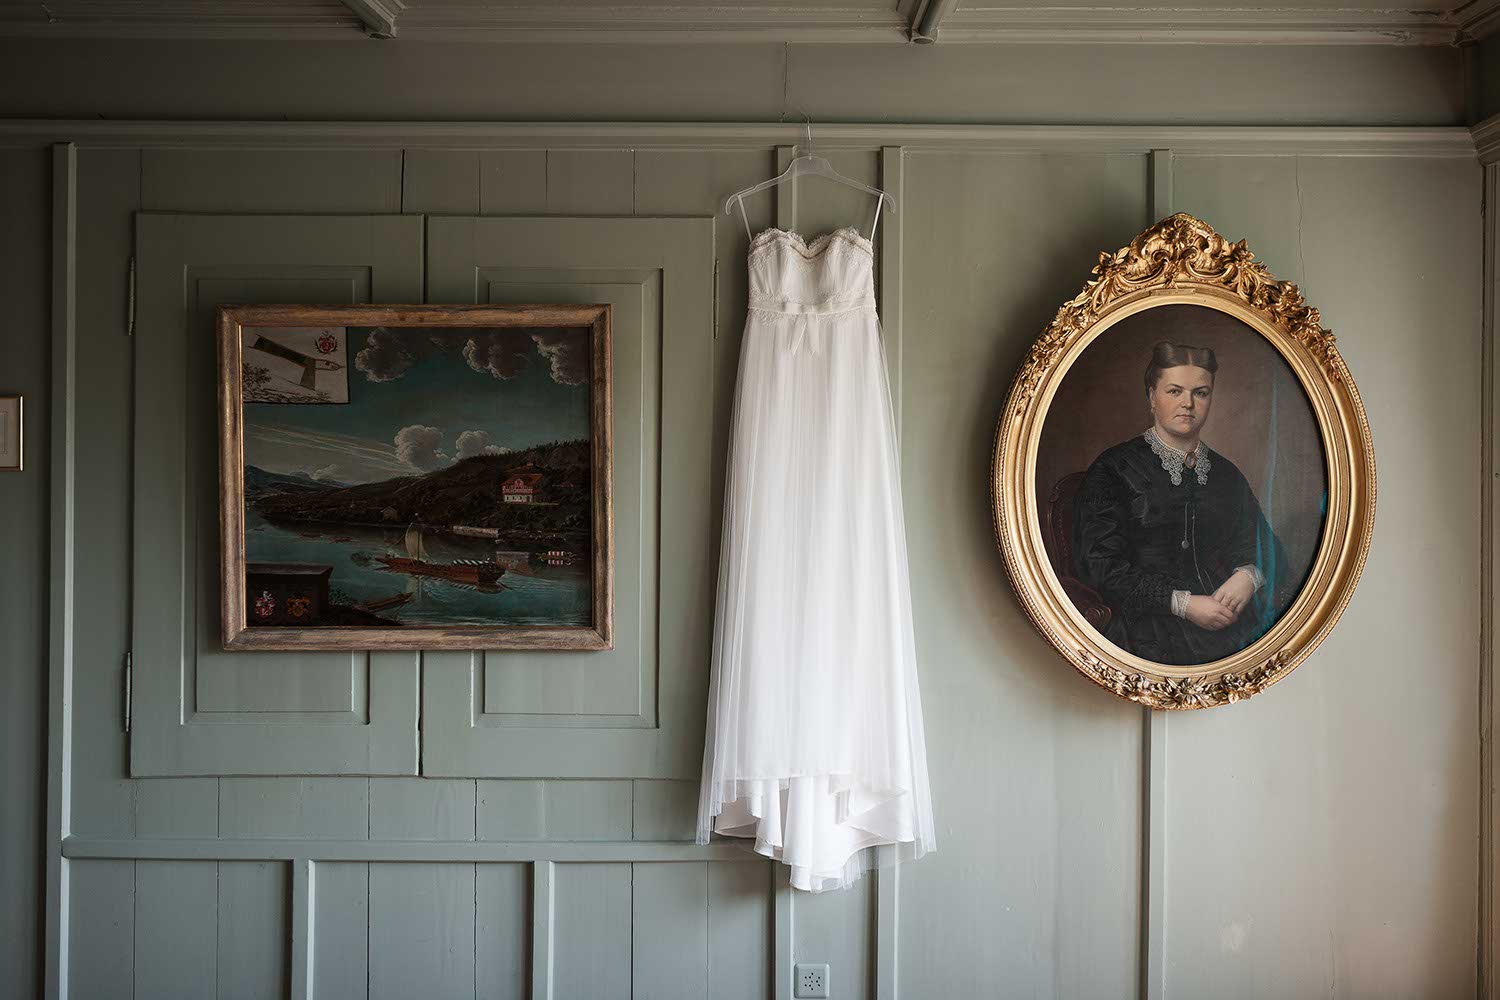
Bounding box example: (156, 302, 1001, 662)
(218, 304, 613, 651)
(991, 214, 1375, 709)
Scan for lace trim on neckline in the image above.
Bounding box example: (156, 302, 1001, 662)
(749, 227, 873, 260)
(1144, 427, 1211, 486)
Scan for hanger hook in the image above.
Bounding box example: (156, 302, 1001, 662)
(802, 112, 813, 159)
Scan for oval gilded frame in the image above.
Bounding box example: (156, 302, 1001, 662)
(990, 213, 1375, 710)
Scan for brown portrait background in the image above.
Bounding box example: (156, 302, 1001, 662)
(1034, 302, 1327, 599)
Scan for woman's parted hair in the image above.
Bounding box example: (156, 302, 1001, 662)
(1144, 341, 1217, 391)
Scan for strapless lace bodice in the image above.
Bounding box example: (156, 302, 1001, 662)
(747, 227, 875, 316)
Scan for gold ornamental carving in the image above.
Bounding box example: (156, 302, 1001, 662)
(992, 213, 1376, 710)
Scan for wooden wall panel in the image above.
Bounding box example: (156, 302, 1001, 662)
(1161, 154, 1482, 1000)
(476, 863, 529, 1000)
(708, 862, 774, 1000)
(135, 861, 218, 999)
(311, 862, 370, 1000)
(67, 860, 135, 1000)
(140, 149, 402, 214)
(25, 130, 1485, 1000)
(545, 150, 635, 215)
(553, 863, 632, 1000)
(632, 863, 711, 1000)
(369, 863, 478, 1000)
(477, 780, 635, 840)
(218, 778, 370, 839)
(895, 151, 1150, 998)
(217, 861, 289, 1000)
(64, 147, 140, 840)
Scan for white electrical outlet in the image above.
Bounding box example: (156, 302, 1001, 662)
(794, 963, 830, 999)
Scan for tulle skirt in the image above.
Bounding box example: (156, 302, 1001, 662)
(697, 300, 936, 892)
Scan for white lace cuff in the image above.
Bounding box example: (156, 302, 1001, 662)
(1170, 589, 1191, 619)
(1234, 564, 1265, 591)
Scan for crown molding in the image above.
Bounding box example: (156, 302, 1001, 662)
(0, 119, 1476, 158)
(936, 6, 1459, 45)
(342, 0, 403, 39)
(0, 2, 1474, 44)
(1473, 112, 1500, 163)
(1456, 0, 1500, 39)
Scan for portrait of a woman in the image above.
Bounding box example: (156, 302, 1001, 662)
(1070, 341, 1294, 665)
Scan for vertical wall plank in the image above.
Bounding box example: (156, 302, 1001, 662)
(369, 863, 477, 1000)
(875, 851, 898, 1000)
(60, 146, 140, 841)
(632, 863, 709, 1000)
(531, 860, 555, 1000)
(67, 860, 134, 1000)
(795, 877, 873, 1000)
(218, 861, 290, 1000)
(708, 862, 773, 1000)
(1142, 147, 1173, 1000)
(291, 859, 314, 1000)
(773, 866, 793, 1000)
(135, 861, 218, 999)
(1164, 154, 1480, 999)
(1484, 157, 1500, 1000)
(312, 862, 369, 1000)
(476, 863, 528, 1000)
(44, 140, 77, 1000)
(897, 150, 1147, 999)
(553, 863, 631, 1000)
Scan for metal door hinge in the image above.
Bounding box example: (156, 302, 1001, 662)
(123, 651, 132, 732)
(712, 258, 720, 340)
(126, 256, 136, 337)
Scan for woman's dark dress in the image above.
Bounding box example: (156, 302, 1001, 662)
(1071, 434, 1290, 666)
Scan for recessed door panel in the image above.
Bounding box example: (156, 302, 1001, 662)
(422, 217, 714, 778)
(130, 214, 423, 776)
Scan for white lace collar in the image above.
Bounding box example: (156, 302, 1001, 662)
(1144, 427, 1210, 486)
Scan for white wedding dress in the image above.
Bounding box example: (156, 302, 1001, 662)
(697, 212, 936, 892)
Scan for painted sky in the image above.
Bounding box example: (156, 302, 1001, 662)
(244, 326, 591, 485)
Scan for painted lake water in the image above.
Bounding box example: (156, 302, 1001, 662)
(245, 509, 591, 626)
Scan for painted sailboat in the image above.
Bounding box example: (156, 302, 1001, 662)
(376, 523, 506, 587)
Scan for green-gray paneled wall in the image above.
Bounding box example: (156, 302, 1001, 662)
(0, 38, 1487, 1000)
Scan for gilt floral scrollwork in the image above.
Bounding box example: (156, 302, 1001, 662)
(1013, 213, 1345, 413)
(993, 213, 1376, 710)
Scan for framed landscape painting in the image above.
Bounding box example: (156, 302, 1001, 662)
(217, 304, 613, 650)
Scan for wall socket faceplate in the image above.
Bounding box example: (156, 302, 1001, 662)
(794, 963, 830, 999)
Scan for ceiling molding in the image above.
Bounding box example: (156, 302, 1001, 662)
(1472, 111, 1500, 163)
(341, 0, 403, 38)
(6, 1, 363, 36)
(935, 6, 1460, 45)
(1455, 0, 1500, 39)
(0, 2, 1473, 44)
(0, 119, 1476, 158)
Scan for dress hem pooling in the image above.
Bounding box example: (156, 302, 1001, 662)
(696, 225, 936, 894)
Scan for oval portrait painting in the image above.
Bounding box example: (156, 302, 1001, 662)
(992, 214, 1375, 710)
(1034, 304, 1325, 667)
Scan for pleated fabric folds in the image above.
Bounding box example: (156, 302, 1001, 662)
(697, 226, 936, 893)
